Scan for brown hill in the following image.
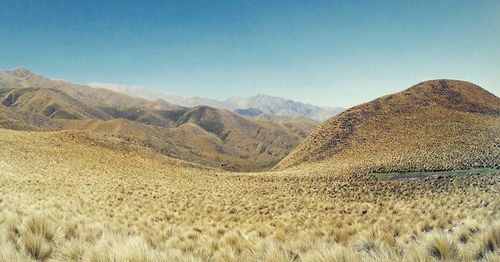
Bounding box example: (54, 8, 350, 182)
(0, 68, 187, 128)
(0, 68, 316, 171)
(0, 67, 180, 109)
(173, 106, 315, 170)
(100, 105, 188, 128)
(0, 105, 41, 130)
(55, 106, 315, 171)
(275, 80, 500, 173)
(1, 87, 111, 121)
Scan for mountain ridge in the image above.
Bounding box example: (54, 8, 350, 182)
(0, 68, 317, 171)
(89, 82, 344, 120)
(275, 79, 500, 174)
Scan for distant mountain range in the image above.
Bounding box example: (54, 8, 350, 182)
(0, 68, 317, 171)
(2, 68, 498, 175)
(89, 82, 344, 121)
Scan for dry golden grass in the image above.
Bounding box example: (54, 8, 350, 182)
(0, 128, 498, 261)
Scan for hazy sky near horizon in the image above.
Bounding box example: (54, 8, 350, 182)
(0, 0, 499, 107)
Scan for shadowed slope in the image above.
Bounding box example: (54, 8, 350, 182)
(275, 80, 500, 174)
(175, 106, 316, 170)
(0, 68, 317, 171)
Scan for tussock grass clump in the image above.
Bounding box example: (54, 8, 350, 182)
(21, 234, 53, 261)
(468, 222, 500, 261)
(425, 232, 459, 260)
(15, 216, 61, 261)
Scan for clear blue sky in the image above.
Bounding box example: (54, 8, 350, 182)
(0, 0, 498, 107)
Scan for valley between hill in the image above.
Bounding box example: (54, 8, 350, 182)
(0, 128, 499, 261)
(0, 78, 499, 261)
(0, 68, 318, 172)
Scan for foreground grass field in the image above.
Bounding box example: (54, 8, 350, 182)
(0, 129, 499, 261)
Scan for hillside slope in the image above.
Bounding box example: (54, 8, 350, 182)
(0, 68, 316, 171)
(174, 106, 315, 170)
(1, 127, 498, 261)
(275, 80, 500, 174)
(0, 87, 111, 121)
(1, 68, 181, 110)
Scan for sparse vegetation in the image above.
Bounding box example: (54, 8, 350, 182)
(0, 68, 317, 172)
(0, 128, 498, 261)
(372, 168, 499, 181)
(277, 80, 500, 174)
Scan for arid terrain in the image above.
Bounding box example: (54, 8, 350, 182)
(276, 80, 500, 173)
(0, 78, 499, 261)
(0, 68, 318, 171)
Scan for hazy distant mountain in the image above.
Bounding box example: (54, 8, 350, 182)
(90, 83, 344, 121)
(89, 82, 229, 109)
(226, 94, 344, 121)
